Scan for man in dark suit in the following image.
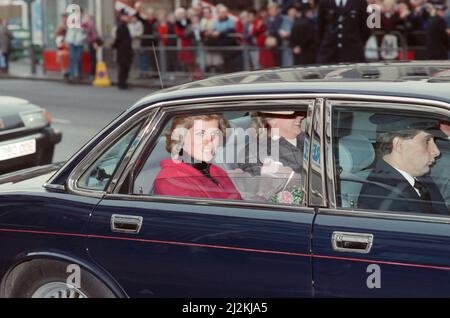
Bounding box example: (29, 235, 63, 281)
(290, 2, 317, 65)
(359, 115, 449, 215)
(316, 0, 371, 63)
(426, 2, 449, 60)
(113, 11, 134, 90)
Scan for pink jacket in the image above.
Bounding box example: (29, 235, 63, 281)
(154, 159, 242, 200)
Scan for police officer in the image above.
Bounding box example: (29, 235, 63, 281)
(425, 2, 449, 60)
(316, 0, 371, 63)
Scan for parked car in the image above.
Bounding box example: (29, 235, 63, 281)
(0, 96, 62, 175)
(0, 62, 449, 298)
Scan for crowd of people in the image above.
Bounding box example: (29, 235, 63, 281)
(53, 11, 101, 82)
(112, 0, 450, 80)
(2, 0, 448, 86)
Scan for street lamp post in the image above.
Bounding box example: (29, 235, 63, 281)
(25, 0, 36, 75)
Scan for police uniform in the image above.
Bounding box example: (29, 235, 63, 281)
(316, 0, 371, 64)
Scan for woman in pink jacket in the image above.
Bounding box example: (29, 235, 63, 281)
(154, 114, 242, 201)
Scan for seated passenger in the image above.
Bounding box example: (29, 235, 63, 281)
(153, 114, 242, 200)
(359, 115, 449, 215)
(239, 110, 306, 175)
(230, 110, 306, 202)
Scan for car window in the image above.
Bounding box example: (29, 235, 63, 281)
(132, 108, 309, 206)
(333, 107, 450, 215)
(78, 124, 142, 191)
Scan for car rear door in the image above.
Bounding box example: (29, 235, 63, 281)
(312, 97, 450, 297)
(85, 98, 319, 298)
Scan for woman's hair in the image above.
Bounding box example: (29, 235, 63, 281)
(165, 114, 229, 154)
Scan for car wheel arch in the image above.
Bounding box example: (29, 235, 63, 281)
(0, 252, 127, 298)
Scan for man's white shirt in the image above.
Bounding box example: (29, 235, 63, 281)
(393, 167, 421, 197)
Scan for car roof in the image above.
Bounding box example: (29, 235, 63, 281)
(0, 96, 30, 106)
(133, 61, 450, 110)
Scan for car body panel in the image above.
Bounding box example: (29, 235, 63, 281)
(87, 198, 315, 298)
(313, 212, 450, 297)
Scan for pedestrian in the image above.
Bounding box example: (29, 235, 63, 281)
(0, 19, 13, 74)
(425, 2, 449, 60)
(200, 6, 223, 73)
(135, 3, 158, 78)
(157, 10, 177, 74)
(266, 3, 284, 66)
(174, 7, 195, 74)
(214, 5, 240, 73)
(279, 5, 298, 67)
(128, 15, 144, 53)
(254, 9, 276, 68)
(237, 10, 259, 70)
(65, 9, 87, 82)
(54, 14, 70, 79)
(113, 11, 134, 90)
(83, 14, 101, 79)
(316, 0, 371, 64)
(290, 3, 317, 65)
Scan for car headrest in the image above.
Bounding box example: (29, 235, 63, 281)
(338, 135, 375, 173)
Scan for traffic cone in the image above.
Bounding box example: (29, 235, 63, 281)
(93, 61, 112, 87)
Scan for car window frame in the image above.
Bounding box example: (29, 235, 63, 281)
(106, 94, 319, 213)
(65, 108, 158, 198)
(324, 96, 450, 224)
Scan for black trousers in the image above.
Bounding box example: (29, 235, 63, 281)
(89, 45, 97, 77)
(118, 62, 132, 89)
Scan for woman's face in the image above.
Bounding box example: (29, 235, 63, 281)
(183, 119, 221, 163)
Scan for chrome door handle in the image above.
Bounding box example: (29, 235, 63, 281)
(111, 214, 143, 234)
(331, 232, 373, 254)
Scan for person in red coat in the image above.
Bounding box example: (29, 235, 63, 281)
(154, 114, 242, 200)
(174, 7, 195, 71)
(253, 11, 276, 68)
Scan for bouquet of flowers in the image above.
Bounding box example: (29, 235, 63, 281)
(271, 188, 304, 205)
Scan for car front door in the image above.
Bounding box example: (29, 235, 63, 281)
(312, 98, 450, 297)
(85, 98, 318, 298)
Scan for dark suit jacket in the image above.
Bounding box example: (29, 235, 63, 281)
(290, 17, 317, 65)
(426, 16, 449, 60)
(113, 21, 134, 65)
(239, 133, 305, 176)
(316, 0, 370, 63)
(359, 159, 449, 215)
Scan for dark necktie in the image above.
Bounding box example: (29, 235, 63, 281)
(414, 179, 432, 203)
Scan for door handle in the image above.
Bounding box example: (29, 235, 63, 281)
(111, 214, 143, 234)
(331, 232, 373, 254)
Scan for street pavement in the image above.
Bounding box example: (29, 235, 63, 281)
(0, 78, 156, 162)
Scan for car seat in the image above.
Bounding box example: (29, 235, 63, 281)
(133, 136, 171, 195)
(338, 134, 376, 208)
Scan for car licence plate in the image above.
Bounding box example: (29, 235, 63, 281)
(0, 139, 36, 161)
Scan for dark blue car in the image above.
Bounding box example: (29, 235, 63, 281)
(0, 62, 449, 298)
